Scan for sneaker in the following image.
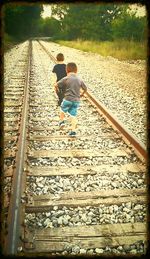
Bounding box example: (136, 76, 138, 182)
(59, 120, 65, 128)
(69, 131, 76, 137)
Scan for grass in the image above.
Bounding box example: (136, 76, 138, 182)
(56, 39, 147, 61)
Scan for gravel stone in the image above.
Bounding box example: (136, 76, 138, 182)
(72, 245, 80, 254)
(87, 249, 94, 255)
(5, 41, 147, 256)
(80, 248, 87, 254)
(95, 248, 104, 254)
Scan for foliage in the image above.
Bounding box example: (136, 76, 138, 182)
(3, 4, 43, 40)
(51, 3, 124, 41)
(111, 12, 147, 41)
(51, 3, 146, 42)
(3, 33, 17, 51)
(39, 17, 61, 37)
(51, 4, 69, 21)
(3, 3, 147, 50)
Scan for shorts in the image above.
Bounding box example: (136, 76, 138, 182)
(60, 99, 80, 117)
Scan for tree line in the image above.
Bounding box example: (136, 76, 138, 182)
(3, 3, 147, 42)
(4, 4, 43, 40)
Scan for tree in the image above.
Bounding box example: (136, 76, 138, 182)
(51, 4, 69, 21)
(51, 3, 126, 41)
(111, 11, 147, 41)
(3, 4, 43, 40)
(39, 17, 61, 37)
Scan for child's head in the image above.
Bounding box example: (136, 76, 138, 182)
(56, 53, 64, 62)
(66, 62, 77, 73)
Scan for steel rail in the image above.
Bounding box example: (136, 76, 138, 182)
(5, 40, 31, 255)
(37, 40, 147, 161)
(38, 40, 57, 63)
(86, 91, 147, 161)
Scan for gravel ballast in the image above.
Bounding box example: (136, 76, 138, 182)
(41, 41, 147, 145)
(4, 41, 147, 256)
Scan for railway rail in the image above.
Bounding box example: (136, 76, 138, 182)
(3, 40, 147, 256)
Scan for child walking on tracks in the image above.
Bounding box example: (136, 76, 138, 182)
(54, 62, 87, 137)
(52, 53, 67, 106)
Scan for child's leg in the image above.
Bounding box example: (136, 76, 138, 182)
(60, 111, 65, 121)
(60, 100, 71, 123)
(58, 91, 64, 106)
(57, 91, 62, 106)
(68, 101, 79, 134)
(70, 116, 77, 131)
(59, 111, 65, 128)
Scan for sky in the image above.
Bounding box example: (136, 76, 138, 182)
(41, 5, 52, 18)
(41, 4, 146, 19)
(130, 4, 146, 17)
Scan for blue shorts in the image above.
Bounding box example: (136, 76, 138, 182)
(60, 99, 80, 117)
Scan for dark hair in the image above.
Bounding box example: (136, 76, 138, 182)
(56, 53, 64, 61)
(66, 62, 77, 73)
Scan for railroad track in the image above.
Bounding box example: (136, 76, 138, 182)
(3, 40, 147, 256)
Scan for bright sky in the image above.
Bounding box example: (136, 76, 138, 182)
(41, 5, 52, 18)
(130, 4, 146, 17)
(41, 4, 146, 19)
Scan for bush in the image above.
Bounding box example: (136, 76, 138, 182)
(3, 33, 17, 51)
(111, 14, 147, 42)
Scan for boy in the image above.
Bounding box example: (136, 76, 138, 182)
(54, 62, 87, 137)
(52, 53, 67, 106)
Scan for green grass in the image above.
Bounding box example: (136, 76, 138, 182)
(56, 39, 147, 60)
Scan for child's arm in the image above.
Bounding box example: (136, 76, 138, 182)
(80, 89, 87, 97)
(51, 72, 57, 82)
(80, 81, 87, 97)
(54, 82, 59, 93)
(54, 78, 66, 94)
